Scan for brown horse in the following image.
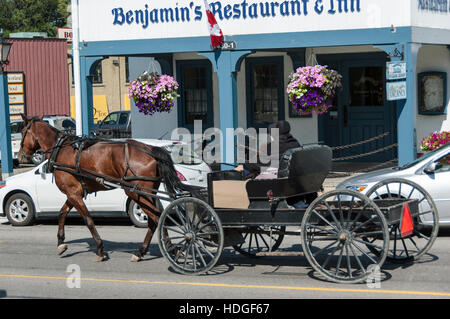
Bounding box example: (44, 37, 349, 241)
(18, 115, 189, 262)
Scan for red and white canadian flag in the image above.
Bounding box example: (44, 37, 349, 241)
(203, 0, 224, 48)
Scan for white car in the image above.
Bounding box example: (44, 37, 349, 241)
(336, 143, 450, 225)
(0, 120, 23, 164)
(0, 139, 211, 227)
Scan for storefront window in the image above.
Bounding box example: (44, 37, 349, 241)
(349, 66, 383, 106)
(252, 64, 279, 125)
(92, 61, 103, 84)
(183, 67, 208, 125)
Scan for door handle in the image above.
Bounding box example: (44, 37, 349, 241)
(343, 105, 348, 128)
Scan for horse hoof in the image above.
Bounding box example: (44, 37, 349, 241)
(130, 254, 142, 262)
(94, 255, 107, 262)
(57, 244, 68, 255)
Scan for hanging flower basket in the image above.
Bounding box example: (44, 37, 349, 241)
(128, 72, 179, 116)
(420, 131, 450, 151)
(287, 65, 342, 115)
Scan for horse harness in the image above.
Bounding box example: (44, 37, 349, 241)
(21, 118, 166, 199)
(47, 136, 166, 199)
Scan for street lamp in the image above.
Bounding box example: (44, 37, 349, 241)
(0, 29, 13, 179)
(0, 29, 12, 73)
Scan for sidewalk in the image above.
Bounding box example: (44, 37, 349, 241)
(321, 161, 382, 193)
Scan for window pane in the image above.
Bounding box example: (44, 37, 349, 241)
(119, 113, 128, 125)
(349, 66, 383, 106)
(104, 113, 118, 124)
(183, 67, 207, 125)
(438, 154, 450, 171)
(10, 122, 23, 134)
(92, 62, 103, 84)
(253, 64, 278, 125)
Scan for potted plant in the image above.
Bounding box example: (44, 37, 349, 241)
(128, 72, 179, 116)
(419, 131, 450, 157)
(287, 65, 342, 115)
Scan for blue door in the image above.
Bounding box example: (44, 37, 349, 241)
(318, 53, 396, 162)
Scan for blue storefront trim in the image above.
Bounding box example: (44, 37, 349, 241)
(79, 27, 411, 57)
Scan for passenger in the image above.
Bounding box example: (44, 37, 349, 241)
(234, 120, 301, 178)
(234, 121, 309, 208)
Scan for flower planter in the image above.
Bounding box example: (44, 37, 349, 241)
(420, 131, 450, 153)
(287, 65, 342, 115)
(129, 73, 179, 116)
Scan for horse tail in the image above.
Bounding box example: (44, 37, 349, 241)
(151, 146, 202, 198)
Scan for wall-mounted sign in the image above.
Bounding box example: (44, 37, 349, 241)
(418, 71, 447, 115)
(77, 0, 420, 43)
(7, 73, 23, 83)
(386, 62, 407, 80)
(387, 81, 407, 101)
(57, 27, 73, 43)
(7, 72, 26, 119)
(8, 84, 24, 94)
(9, 104, 25, 114)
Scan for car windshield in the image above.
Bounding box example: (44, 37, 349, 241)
(53, 119, 75, 130)
(10, 121, 24, 134)
(164, 144, 203, 165)
(399, 144, 450, 170)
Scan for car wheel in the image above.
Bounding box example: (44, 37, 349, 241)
(5, 193, 35, 226)
(31, 151, 44, 166)
(128, 199, 162, 228)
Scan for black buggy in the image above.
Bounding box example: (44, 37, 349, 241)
(156, 145, 439, 284)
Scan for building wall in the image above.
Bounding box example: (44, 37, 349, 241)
(5, 38, 70, 119)
(416, 45, 450, 151)
(133, 45, 384, 146)
(69, 56, 130, 123)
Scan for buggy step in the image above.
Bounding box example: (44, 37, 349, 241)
(255, 251, 304, 257)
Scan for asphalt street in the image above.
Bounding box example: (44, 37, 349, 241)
(0, 216, 450, 300)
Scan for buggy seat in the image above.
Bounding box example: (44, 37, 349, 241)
(208, 145, 332, 209)
(246, 144, 332, 200)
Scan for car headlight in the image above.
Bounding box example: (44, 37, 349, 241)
(0, 181, 6, 188)
(345, 185, 367, 192)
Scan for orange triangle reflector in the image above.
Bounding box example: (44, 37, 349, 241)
(400, 204, 414, 238)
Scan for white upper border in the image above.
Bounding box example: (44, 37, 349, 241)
(77, 0, 449, 42)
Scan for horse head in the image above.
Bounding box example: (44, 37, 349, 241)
(18, 114, 55, 164)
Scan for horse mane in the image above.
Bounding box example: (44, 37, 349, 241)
(29, 117, 60, 135)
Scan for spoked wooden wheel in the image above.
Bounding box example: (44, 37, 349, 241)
(301, 190, 389, 284)
(157, 197, 224, 275)
(365, 178, 439, 262)
(232, 226, 285, 258)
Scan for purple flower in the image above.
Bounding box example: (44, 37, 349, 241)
(129, 73, 179, 116)
(287, 65, 342, 115)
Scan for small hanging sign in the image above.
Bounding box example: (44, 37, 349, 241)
(387, 81, 407, 101)
(386, 62, 407, 80)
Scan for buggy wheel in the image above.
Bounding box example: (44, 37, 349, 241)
(232, 226, 285, 258)
(301, 190, 389, 284)
(365, 178, 439, 263)
(157, 197, 224, 275)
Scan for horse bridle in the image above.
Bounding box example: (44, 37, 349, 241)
(20, 119, 60, 160)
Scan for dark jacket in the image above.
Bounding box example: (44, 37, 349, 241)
(244, 121, 301, 176)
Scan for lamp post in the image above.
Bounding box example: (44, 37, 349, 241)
(0, 29, 13, 180)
